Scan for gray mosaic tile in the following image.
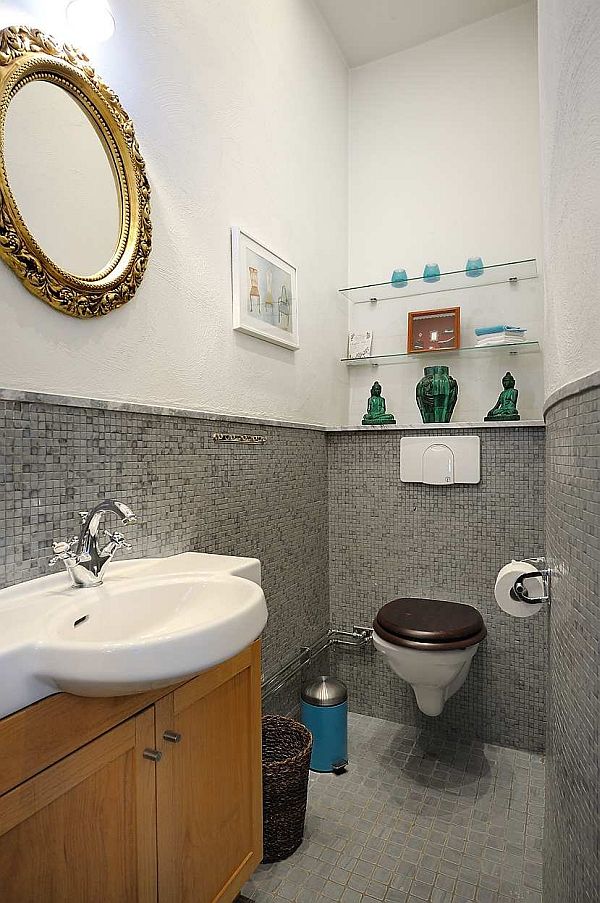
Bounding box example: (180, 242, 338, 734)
(1, 398, 548, 760)
(326, 428, 546, 753)
(244, 712, 545, 903)
(544, 382, 600, 903)
(0, 399, 329, 682)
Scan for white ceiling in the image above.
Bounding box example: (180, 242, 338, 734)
(313, 0, 529, 67)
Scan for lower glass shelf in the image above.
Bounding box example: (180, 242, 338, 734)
(342, 340, 541, 365)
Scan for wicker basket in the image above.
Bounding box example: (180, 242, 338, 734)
(261, 715, 313, 863)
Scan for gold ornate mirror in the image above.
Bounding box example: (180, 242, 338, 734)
(0, 26, 151, 317)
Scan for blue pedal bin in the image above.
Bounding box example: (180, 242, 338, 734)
(300, 676, 348, 773)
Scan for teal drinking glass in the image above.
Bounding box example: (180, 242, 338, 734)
(391, 268, 408, 287)
(465, 256, 484, 277)
(423, 262, 441, 283)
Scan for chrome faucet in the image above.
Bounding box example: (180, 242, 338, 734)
(50, 499, 138, 588)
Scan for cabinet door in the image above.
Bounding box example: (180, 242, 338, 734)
(155, 642, 262, 903)
(0, 708, 157, 903)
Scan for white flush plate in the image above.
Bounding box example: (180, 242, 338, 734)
(400, 436, 480, 484)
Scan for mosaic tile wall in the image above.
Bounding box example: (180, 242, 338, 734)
(1, 398, 549, 757)
(0, 399, 329, 682)
(263, 648, 331, 718)
(544, 381, 600, 903)
(327, 428, 547, 753)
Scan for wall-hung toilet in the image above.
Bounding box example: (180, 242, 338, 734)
(373, 598, 486, 716)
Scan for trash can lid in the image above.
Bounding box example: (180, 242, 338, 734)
(301, 676, 347, 707)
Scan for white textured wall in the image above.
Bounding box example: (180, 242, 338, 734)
(539, 0, 600, 398)
(347, 3, 544, 424)
(0, 0, 349, 425)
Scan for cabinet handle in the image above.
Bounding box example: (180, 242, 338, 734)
(143, 748, 163, 762)
(163, 730, 182, 743)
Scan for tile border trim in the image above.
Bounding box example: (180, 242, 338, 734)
(544, 368, 600, 416)
(330, 420, 545, 431)
(0, 387, 327, 431)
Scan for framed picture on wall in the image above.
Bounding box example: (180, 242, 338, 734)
(407, 306, 461, 353)
(231, 227, 299, 350)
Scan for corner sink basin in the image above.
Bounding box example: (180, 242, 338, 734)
(0, 553, 268, 717)
(40, 573, 266, 697)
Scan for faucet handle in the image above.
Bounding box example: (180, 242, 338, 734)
(78, 511, 89, 524)
(104, 529, 133, 551)
(50, 537, 78, 566)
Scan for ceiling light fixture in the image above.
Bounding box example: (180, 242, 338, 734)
(65, 0, 115, 44)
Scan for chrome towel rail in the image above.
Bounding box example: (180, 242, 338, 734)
(261, 626, 372, 700)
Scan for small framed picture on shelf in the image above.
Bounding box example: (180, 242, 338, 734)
(407, 306, 460, 354)
(347, 330, 373, 359)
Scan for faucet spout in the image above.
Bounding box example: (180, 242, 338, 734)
(49, 499, 138, 588)
(75, 500, 138, 581)
(77, 500, 137, 553)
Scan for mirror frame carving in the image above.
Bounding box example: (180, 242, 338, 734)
(0, 26, 151, 318)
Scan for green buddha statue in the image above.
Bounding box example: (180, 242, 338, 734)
(485, 371, 520, 421)
(362, 381, 396, 425)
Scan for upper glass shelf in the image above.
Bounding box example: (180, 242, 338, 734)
(342, 340, 541, 365)
(340, 258, 538, 303)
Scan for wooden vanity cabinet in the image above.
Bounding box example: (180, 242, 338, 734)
(156, 647, 263, 903)
(0, 708, 157, 903)
(0, 642, 262, 903)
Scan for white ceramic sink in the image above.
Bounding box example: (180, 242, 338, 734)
(0, 553, 268, 717)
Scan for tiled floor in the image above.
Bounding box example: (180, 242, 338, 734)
(244, 713, 545, 903)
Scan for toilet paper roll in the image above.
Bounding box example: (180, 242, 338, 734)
(494, 561, 545, 618)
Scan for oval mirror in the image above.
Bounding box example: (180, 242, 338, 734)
(4, 80, 121, 278)
(0, 25, 151, 318)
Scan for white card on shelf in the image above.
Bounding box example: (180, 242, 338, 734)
(347, 331, 373, 359)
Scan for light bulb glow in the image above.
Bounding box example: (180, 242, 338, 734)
(66, 0, 115, 44)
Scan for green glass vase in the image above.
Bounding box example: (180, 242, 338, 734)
(416, 365, 459, 423)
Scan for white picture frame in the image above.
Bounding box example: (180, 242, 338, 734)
(231, 227, 299, 350)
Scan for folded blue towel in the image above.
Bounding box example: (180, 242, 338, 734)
(475, 325, 523, 336)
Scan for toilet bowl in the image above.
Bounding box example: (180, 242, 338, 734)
(372, 598, 486, 716)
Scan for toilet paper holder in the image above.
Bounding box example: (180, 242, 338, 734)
(510, 557, 551, 605)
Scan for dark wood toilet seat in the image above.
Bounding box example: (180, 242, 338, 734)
(373, 598, 487, 651)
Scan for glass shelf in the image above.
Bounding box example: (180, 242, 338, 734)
(340, 259, 538, 303)
(342, 340, 541, 366)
